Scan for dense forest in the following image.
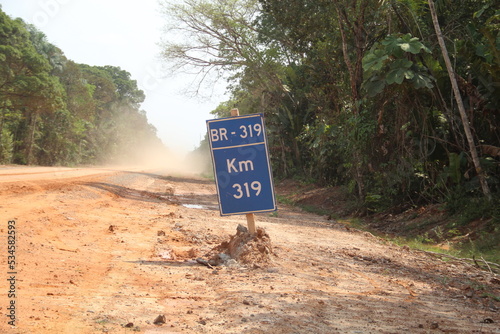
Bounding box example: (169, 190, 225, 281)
(0, 7, 164, 166)
(163, 0, 499, 217)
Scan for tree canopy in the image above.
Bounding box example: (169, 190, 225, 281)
(0, 8, 164, 166)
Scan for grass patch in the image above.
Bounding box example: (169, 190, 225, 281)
(338, 216, 499, 266)
(455, 225, 500, 264)
(276, 194, 294, 206)
(276, 181, 500, 267)
(482, 292, 500, 302)
(391, 236, 457, 254)
(276, 194, 331, 216)
(300, 204, 331, 216)
(341, 218, 366, 230)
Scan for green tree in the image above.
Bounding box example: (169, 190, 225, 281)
(260, 0, 499, 206)
(0, 11, 65, 164)
(427, 0, 491, 200)
(0, 7, 164, 166)
(160, 0, 308, 174)
(79, 64, 159, 163)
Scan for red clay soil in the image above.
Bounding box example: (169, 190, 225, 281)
(0, 166, 498, 333)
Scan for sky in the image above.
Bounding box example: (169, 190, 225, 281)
(0, 0, 227, 153)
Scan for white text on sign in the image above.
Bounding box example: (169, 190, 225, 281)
(227, 158, 254, 173)
(210, 124, 263, 142)
(232, 181, 262, 199)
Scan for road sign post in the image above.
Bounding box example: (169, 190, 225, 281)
(207, 109, 276, 233)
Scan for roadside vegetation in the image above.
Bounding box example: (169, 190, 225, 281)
(0, 7, 164, 166)
(166, 0, 499, 266)
(274, 179, 499, 268)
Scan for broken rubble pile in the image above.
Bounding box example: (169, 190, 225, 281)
(205, 224, 274, 267)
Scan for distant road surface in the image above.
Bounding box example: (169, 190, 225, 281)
(0, 165, 156, 182)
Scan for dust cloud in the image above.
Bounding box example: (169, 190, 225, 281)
(108, 139, 213, 176)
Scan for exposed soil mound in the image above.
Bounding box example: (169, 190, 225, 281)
(205, 225, 274, 267)
(276, 180, 355, 217)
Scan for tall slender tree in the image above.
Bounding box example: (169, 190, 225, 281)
(428, 0, 491, 200)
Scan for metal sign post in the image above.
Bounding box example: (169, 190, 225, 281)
(207, 109, 277, 233)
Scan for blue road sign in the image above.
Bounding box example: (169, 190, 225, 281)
(207, 113, 277, 215)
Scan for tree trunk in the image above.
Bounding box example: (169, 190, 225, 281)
(25, 112, 38, 165)
(0, 110, 5, 161)
(335, 4, 366, 200)
(428, 0, 491, 200)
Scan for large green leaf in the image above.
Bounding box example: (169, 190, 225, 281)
(362, 48, 389, 72)
(381, 35, 405, 58)
(399, 35, 431, 54)
(386, 68, 408, 84)
(381, 34, 430, 56)
(391, 58, 413, 69)
(363, 77, 386, 97)
(385, 59, 414, 84)
(411, 73, 434, 89)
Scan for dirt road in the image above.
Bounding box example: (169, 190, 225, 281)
(0, 166, 498, 333)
